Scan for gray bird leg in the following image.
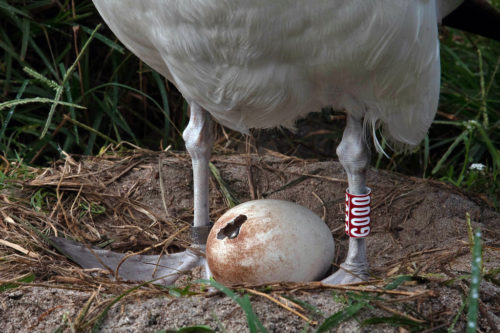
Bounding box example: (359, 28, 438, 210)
(183, 103, 214, 230)
(182, 102, 215, 279)
(323, 115, 370, 284)
(51, 103, 214, 285)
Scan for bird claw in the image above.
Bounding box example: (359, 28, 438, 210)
(50, 237, 209, 285)
(322, 261, 369, 285)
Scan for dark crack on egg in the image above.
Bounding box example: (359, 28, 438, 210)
(217, 214, 248, 240)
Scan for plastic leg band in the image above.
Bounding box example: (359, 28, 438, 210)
(191, 223, 213, 245)
(345, 187, 371, 238)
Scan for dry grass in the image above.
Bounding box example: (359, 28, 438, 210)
(0, 149, 498, 332)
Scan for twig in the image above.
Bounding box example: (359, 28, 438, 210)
(373, 300, 426, 323)
(479, 300, 500, 333)
(268, 167, 347, 183)
(275, 294, 306, 312)
(215, 157, 347, 183)
(103, 159, 143, 186)
(0, 282, 95, 292)
(0, 273, 34, 284)
(246, 153, 257, 200)
(0, 239, 40, 259)
(244, 288, 317, 325)
(63, 114, 118, 144)
(56, 172, 78, 237)
(158, 155, 170, 218)
(420, 322, 450, 333)
(114, 225, 189, 279)
(312, 191, 326, 220)
(73, 287, 100, 329)
(29, 305, 64, 330)
(0, 154, 10, 174)
(233, 281, 433, 298)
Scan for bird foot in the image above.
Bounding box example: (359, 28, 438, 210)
(322, 261, 369, 285)
(50, 237, 209, 285)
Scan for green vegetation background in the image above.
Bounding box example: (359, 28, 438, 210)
(0, 0, 499, 205)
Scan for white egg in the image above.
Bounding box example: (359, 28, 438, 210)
(206, 199, 335, 286)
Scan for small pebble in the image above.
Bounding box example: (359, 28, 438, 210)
(7, 291, 24, 300)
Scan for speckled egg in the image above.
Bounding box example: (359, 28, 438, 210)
(206, 199, 335, 286)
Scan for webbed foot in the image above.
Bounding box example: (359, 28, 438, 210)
(51, 237, 209, 285)
(322, 261, 369, 284)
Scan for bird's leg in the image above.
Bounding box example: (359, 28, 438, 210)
(323, 115, 371, 284)
(51, 103, 214, 285)
(182, 102, 215, 279)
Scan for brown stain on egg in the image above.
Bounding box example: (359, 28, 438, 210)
(206, 200, 333, 286)
(207, 207, 283, 285)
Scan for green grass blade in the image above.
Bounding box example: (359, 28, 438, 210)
(0, 273, 35, 292)
(27, 36, 58, 78)
(81, 82, 182, 137)
(281, 295, 325, 318)
(79, 24, 125, 54)
(474, 123, 500, 171)
(209, 162, 240, 208)
(448, 296, 467, 333)
(431, 129, 468, 175)
(63, 115, 118, 145)
(90, 283, 145, 332)
(152, 71, 171, 141)
(383, 275, 413, 290)
(20, 18, 30, 61)
(423, 134, 430, 177)
(23, 66, 59, 90)
(0, 1, 31, 19)
(59, 63, 79, 146)
(315, 301, 367, 333)
(198, 279, 267, 333)
(441, 44, 476, 81)
(0, 98, 85, 111)
(2, 50, 13, 95)
(0, 37, 21, 65)
(362, 315, 426, 328)
(466, 229, 482, 333)
(476, 48, 488, 128)
(0, 79, 29, 143)
(41, 24, 101, 138)
(85, 111, 105, 155)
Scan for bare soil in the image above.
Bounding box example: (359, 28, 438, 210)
(0, 151, 499, 332)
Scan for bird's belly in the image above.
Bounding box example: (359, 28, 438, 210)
(143, 0, 357, 131)
(94, 0, 441, 144)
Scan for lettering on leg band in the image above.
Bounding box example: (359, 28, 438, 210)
(345, 187, 371, 238)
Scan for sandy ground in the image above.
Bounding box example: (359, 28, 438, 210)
(0, 152, 499, 332)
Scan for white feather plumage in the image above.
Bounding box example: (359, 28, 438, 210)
(52, 0, 469, 285)
(92, 0, 459, 146)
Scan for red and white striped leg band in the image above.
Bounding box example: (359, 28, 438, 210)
(345, 187, 372, 238)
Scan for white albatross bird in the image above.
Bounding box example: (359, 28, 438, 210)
(52, 0, 500, 285)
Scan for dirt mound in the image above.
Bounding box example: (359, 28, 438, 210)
(0, 151, 498, 332)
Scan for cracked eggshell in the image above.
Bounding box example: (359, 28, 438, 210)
(206, 199, 334, 286)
